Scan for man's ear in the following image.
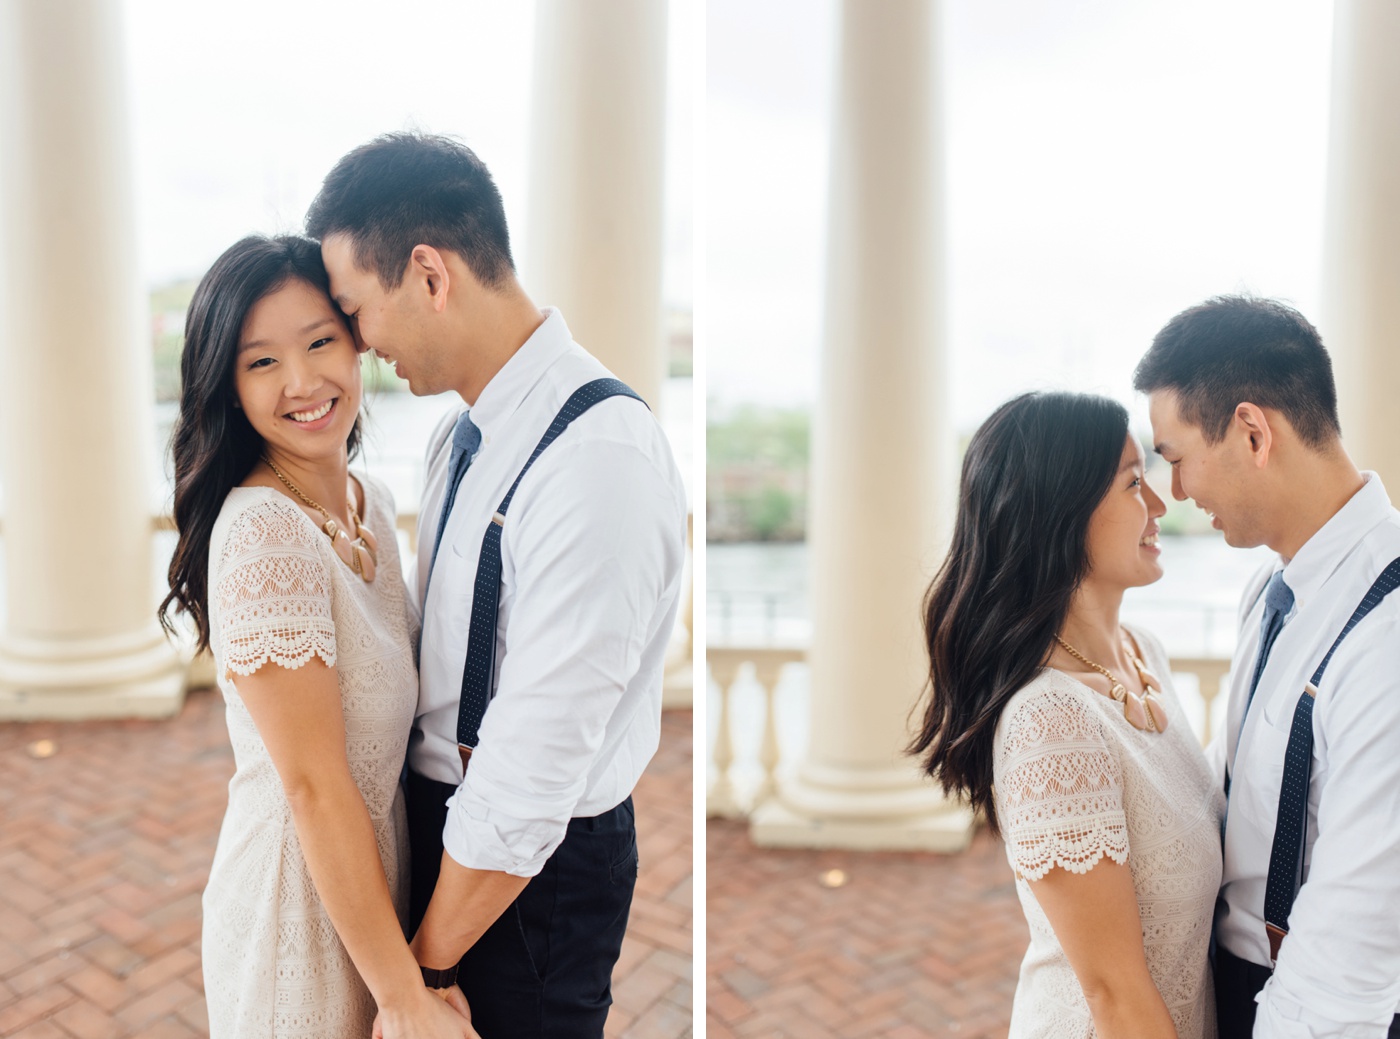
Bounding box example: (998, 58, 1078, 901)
(408, 245, 450, 314)
(1234, 402, 1274, 469)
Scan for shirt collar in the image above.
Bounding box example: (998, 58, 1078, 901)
(1281, 471, 1392, 609)
(466, 307, 573, 440)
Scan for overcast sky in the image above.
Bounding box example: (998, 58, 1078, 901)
(123, 0, 693, 308)
(707, 0, 1335, 431)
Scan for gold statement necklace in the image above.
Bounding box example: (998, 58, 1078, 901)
(1054, 632, 1169, 733)
(265, 457, 378, 582)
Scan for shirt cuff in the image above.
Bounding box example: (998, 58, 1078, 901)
(1257, 979, 1395, 1039)
(441, 789, 567, 878)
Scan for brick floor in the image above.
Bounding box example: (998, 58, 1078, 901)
(0, 690, 693, 1038)
(607, 710, 693, 1039)
(706, 820, 1027, 1039)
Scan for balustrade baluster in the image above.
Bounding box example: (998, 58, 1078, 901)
(707, 655, 743, 818)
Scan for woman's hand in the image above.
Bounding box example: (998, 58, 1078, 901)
(372, 986, 479, 1039)
(236, 656, 475, 1037)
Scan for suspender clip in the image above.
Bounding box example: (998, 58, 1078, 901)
(457, 743, 473, 775)
(1304, 681, 1319, 699)
(491, 512, 506, 527)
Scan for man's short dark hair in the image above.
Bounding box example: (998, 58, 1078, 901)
(1133, 295, 1342, 447)
(306, 132, 514, 290)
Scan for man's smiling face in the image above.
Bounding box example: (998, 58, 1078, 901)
(320, 232, 445, 396)
(1148, 389, 1267, 548)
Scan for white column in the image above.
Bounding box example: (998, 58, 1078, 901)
(751, 0, 973, 851)
(526, 0, 668, 412)
(1322, 0, 1400, 492)
(0, 0, 186, 719)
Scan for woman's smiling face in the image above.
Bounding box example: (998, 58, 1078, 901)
(233, 277, 362, 466)
(1083, 434, 1168, 593)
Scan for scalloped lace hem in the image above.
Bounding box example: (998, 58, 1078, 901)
(1012, 835, 1130, 882)
(224, 638, 336, 677)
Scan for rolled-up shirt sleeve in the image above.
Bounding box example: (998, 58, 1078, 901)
(1256, 613, 1400, 1037)
(440, 436, 683, 876)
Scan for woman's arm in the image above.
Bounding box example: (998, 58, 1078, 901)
(1030, 858, 1178, 1039)
(235, 657, 477, 1039)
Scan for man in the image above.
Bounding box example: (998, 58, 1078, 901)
(1136, 296, 1400, 1038)
(306, 133, 688, 1038)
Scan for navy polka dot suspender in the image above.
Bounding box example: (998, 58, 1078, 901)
(1263, 556, 1400, 962)
(454, 378, 647, 774)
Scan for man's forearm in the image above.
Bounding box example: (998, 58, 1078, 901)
(410, 853, 531, 969)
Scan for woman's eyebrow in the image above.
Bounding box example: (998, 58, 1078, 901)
(240, 318, 336, 353)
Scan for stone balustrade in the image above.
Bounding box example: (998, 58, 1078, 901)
(707, 645, 1232, 821)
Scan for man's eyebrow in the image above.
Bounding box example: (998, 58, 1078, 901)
(333, 294, 352, 310)
(239, 317, 336, 353)
(1152, 441, 1170, 456)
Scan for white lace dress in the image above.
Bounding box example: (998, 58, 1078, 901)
(992, 627, 1225, 1039)
(201, 475, 419, 1039)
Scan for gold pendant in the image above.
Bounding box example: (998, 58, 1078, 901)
(353, 542, 377, 582)
(1144, 695, 1169, 733)
(1121, 690, 1150, 730)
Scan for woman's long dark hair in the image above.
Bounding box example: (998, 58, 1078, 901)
(910, 391, 1130, 833)
(158, 235, 361, 651)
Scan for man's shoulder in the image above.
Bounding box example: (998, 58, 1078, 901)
(1362, 504, 1400, 562)
(1330, 510, 1400, 619)
(536, 348, 669, 451)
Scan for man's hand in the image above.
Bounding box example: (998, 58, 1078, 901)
(437, 985, 472, 1022)
(370, 986, 480, 1039)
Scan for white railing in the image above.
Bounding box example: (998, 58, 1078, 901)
(706, 646, 1232, 820)
(173, 510, 694, 706)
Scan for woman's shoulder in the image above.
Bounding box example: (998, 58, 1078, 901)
(995, 669, 1113, 761)
(211, 486, 322, 573)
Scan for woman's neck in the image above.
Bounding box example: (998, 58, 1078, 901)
(1056, 581, 1133, 675)
(261, 446, 354, 528)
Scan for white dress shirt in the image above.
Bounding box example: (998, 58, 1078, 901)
(408, 307, 688, 878)
(1214, 472, 1400, 1037)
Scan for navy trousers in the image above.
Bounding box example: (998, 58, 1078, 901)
(406, 770, 638, 1039)
(1215, 947, 1400, 1038)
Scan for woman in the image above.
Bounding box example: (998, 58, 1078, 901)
(159, 235, 474, 1039)
(911, 392, 1224, 1038)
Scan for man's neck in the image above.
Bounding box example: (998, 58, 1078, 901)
(1269, 449, 1366, 561)
(454, 289, 547, 406)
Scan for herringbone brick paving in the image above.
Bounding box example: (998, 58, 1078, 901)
(0, 690, 693, 1038)
(707, 820, 1026, 1038)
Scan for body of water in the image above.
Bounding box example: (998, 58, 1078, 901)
(0, 378, 692, 631)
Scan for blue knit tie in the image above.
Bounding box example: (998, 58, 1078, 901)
(1246, 571, 1295, 716)
(1227, 570, 1294, 798)
(426, 411, 481, 590)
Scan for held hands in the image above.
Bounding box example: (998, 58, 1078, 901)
(371, 984, 479, 1039)
(432, 984, 474, 1022)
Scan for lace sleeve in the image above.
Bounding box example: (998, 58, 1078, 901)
(995, 682, 1129, 881)
(214, 498, 337, 676)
